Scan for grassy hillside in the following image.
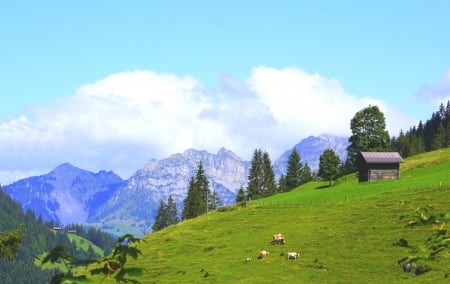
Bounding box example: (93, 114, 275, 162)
(36, 232, 105, 273)
(92, 149, 450, 283)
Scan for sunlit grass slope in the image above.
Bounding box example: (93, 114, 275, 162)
(101, 149, 450, 283)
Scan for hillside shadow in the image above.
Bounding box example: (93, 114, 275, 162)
(316, 185, 331, 190)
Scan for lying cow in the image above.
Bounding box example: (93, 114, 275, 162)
(259, 250, 270, 258)
(287, 252, 300, 259)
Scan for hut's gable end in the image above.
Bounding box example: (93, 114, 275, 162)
(357, 152, 404, 182)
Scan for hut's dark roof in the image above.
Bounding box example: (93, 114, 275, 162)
(360, 152, 404, 163)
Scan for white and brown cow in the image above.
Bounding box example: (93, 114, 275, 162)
(287, 252, 300, 259)
(272, 233, 285, 245)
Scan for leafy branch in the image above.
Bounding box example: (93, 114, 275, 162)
(396, 201, 450, 277)
(0, 225, 23, 260)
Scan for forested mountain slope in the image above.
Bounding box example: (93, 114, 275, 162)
(0, 187, 116, 284)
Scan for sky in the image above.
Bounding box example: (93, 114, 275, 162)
(1, 1, 450, 184)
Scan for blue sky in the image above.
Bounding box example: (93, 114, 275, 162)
(1, 1, 450, 184)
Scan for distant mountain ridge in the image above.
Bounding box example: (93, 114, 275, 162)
(3, 135, 349, 236)
(3, 163, 124, 225)
(274, 134, 349, 175)
(88, 147, 249, 235)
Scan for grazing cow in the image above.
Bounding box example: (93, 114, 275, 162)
(287, 252, 300, 259)
(272, 233, 285, 245)
(273, 233, 282, 240)
(246, 257, 252, 262)
(259, 250, 270, 258)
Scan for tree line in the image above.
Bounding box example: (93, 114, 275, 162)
(391, 100, 450, 158)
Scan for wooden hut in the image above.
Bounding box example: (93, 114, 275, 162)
(357, 152, 404, 182)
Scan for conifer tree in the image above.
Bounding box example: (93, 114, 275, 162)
(166, 195, 179, 225)
(195, 161, 211, 210)
(182, 177, 205, 220)
(301, 163, 314, 183)
(247, 149, 264, 200)
(152, 200, 169, 232)
(246, 149, 277, 199)
(432, 122, 445, 150)
(262, 151, 277, 197)
(278, 174, 287, 192)
(235, 186, 247, 203)
(208, 190, 222, 211)
(285, 148, 303, 191)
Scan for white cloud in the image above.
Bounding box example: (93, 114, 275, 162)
(418, 69, 450, 106)
(0, 67, 415, 184)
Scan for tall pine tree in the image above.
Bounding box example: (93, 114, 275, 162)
(195, 161, 211, 211)
(182, 177, 204, 220)
(285, 148, 303, 191)
(166, 195, 179, 225)
(235, 186, 247, 204)
(182, 162, 211, 220)
(152, 200, 169, 232)
(247, 149, 264, 200)
(262, 151, 277, 197)
(246, 149, 277, 199)
(208, 190, 222, 211)
(301, 163, 313, 183)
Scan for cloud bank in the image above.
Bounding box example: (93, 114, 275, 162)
(0, 66, 414, 184)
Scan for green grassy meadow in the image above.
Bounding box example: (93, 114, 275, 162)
(89, 149, 450, 283)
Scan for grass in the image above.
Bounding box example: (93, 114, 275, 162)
(67, 233, 104, 257)
(86, 149, 450, 283)
(36, 232, 105, 275)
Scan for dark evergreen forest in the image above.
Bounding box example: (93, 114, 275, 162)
(391, 100, 450, 157)
(0, 187, 116, 284)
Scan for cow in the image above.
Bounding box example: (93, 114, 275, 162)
(287, 252, 300, 259)
(272, 233, 285, 245)
(259, 250, 270, 258)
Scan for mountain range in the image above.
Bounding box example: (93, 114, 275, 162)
(2, 135, 349, 237)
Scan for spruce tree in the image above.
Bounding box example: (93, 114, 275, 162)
(432, 122, 445, 150)
(195, 161, 211, 211)
(262, 151, 277, 197)
(247, 149, 264, 200)
(235, 186, 247, 204)
(208, 190, 222, 211)
(301, 163, 313, 183)
(166, 195, 179, 225)
(278, 174, 287, 192)
(151, 200, 168, 232)
(182, 177, 204, 220)
(285, 148, 302, 191)
(246, 149, 277, 199)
